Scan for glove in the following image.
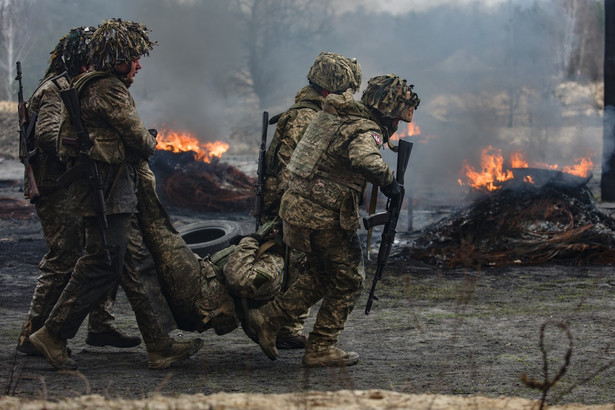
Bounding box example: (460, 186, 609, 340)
(380, 179, 401, 198)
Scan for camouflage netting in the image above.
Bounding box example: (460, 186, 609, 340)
(89, 18, 157, 71)
(406, 176, 615, 268)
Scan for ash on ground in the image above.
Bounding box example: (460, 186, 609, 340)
(401, 178, 615, 268)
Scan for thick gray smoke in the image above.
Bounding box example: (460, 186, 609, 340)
(21, 0, 603, 207)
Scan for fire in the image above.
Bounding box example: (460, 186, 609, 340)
(562, 157, 593, 178)
(458, 146, 594, 192)
(458, 146, 513, 191)
(155, 128, 229, 163)
(390, 122, 434, 143)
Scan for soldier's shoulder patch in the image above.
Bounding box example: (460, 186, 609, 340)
(371, 132, 382, 145)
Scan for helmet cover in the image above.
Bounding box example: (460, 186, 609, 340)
(89, 18, 157, 71)
(307, 51, 362, 93)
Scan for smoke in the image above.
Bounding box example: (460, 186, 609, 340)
(21, 0, 603, 206)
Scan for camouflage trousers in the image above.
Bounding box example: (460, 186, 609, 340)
(277, 248, 310, 337)
(19, 188, 117, 344)
(135, 160, 238, 335)
(270, 224, 364, 351)
(45, 213, 176, 344)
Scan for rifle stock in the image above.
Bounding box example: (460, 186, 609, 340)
(254, 110, 268, 229)
(16, 61, 40, 204)
(363, 139, 413, 314)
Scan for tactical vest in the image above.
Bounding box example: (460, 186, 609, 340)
(286, 109, 380, 212)
(57, 71, 127, 164)
(264, 100, 321, 178)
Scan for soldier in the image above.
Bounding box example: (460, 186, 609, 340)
(29, 18, 203, 371)
(140, 215, 287, 336)
(17, 26, 141, 357)
(261, 52, 362, 349)
(245, 74, 420, 367)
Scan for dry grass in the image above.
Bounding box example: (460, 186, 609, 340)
(1, 390, 612, 410)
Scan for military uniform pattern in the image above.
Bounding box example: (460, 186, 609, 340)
(273, 91, 395, 352)
(44, 71, 169, 346)
(262, 85, 324, 215)
(262, 85, 324, 336)
(134, 160, 238, 335)
(20, 74, 117, 344)
(269, 225, 364, 351)
(223, 237, 284, 301)
(58, 72, 157, 216)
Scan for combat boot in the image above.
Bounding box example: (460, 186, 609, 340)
(302, 346, 359, 368)
(86, 327, 141, 348)
(17, 327, 43, 356)
(245, 308, 279, 360)
(276, 333, 307, 349)
(147, 334, 204, 370)
(29, 326, 78, 371)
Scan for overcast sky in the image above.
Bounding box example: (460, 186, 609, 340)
(336, 0, 513, 14)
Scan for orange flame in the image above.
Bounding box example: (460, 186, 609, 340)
(458, 146, 513, 191)
(458, 146, 593, 192)
(391, 122, 427, 142)
(156, 129, 229, 163)
(562, 157, 593, 177)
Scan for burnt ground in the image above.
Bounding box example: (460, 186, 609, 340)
(1, 159, 615, 408)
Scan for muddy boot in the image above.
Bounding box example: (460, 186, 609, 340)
(302, 346, 359, 368)
(147, 335, 204, 370)
(29, 326, 78, 371)
(276, 333, 307, 350)
(17, 325, 43, 356)
(86, 327, 141, 348)
(245, 308, 278, 360)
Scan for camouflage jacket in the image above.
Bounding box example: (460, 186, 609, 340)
(262, 85, 324, 216)
(279, 90, 395, 232)
(57, 71, 157, 216)
(221, 236, 284, 301)
(26, 73, 68, 193)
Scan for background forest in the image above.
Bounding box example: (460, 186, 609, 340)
(0, 0, 605, 205)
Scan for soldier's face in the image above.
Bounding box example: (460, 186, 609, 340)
(399, 105, 414, 123)
(116, 58, 141, 84)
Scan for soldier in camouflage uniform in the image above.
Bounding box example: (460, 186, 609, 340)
(246, 74, 420, 367)
(29, 19, 203, 371)
(137, 207, 285, 336)
(17, 26, 143, 358)
(261, 52, 361, 349)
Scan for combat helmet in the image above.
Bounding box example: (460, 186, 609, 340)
(307, 51, 362, 94)
(89, 18, 157, 71)
(47, 26, 95, 78)
(361, 74, 420, 122)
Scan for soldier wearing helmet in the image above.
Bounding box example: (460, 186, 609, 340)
(259, 52, 362, 350)
(17, 26, 145, 357)
(30, 19, 203, 371)
(245, 74, 419, 367)
(361, 74, 420, 147)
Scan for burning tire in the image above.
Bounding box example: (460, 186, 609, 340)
(177, 220, 243, 258)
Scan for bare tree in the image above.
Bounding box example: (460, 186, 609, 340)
(228, 0, 334, 109)
(0, 0, 36, 101)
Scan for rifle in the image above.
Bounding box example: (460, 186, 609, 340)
(362, 139, 413, 314)
(254, 110, 269, 230)
(16, 61, 40, 204)
(56, 85, 111, 266)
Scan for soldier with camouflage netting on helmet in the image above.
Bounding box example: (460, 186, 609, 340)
(259, 51, 362, 350)
(245, 74, 420, 367)
(29, 18, 203, 371)
(17, 25, 144, 358)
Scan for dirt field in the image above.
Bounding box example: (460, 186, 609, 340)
(1, 157, 615, 409)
